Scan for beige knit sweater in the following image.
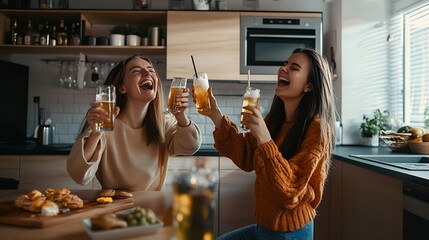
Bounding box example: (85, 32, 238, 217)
(67, 114, 201, 191)
(213, 116, 330, 232)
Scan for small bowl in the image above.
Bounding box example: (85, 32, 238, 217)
(408, 141, 429, 154)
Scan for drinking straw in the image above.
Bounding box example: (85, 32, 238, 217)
(191, 55, 198, 77)
(247, 69, 251, 88)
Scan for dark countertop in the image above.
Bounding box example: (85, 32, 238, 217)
(0, 141, 219, 156)
(332, 145, 429, 186)
(1, 142, 428, 185)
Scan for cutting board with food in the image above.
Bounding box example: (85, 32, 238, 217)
(0, 188, 134, 228)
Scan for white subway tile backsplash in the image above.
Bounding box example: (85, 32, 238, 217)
(3, 54, 276, 145)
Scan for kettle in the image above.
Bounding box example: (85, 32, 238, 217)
(36, 125, 54, 146)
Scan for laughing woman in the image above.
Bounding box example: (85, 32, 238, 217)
(197, 48, 336, 240)
(67, 55, 201, 191)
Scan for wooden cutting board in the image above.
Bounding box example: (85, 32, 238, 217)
(0, 191, 134, 228)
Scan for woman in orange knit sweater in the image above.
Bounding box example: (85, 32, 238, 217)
(196, 48, 336, 239)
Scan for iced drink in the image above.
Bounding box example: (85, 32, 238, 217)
(241, 87, 260, 131)
(193, 73, 210, 111)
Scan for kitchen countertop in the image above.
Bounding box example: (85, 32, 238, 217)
(0, 142, 219, 156)
(1, 142, 428, 185)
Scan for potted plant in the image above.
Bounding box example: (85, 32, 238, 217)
(126, 24, 142, 46)
(424, 106, 429, 128)
(110, 25, 128, 46)
(360, 109, 390, 146)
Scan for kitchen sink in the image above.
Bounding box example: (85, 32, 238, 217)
(349, 154, 429, 171)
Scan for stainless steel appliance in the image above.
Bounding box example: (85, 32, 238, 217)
(240, 14, 322, 81)
(403, 180, 429, 239)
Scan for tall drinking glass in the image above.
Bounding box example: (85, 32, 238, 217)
(95, 85, 116, 131)
(193, 72, 210, 112)
(240, 87, 260, 131)
(167, 77, 187, 113)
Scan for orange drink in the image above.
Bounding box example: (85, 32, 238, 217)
(167, 77, 187, 113)
(193, 73, 210, 111)
(95, 85, 116, 131)
(240, 87, 260, 131)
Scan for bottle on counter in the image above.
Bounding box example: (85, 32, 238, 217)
(23, 20, 33, 45)
(39, 21, 50, 46)
(32, 22, 42, 45)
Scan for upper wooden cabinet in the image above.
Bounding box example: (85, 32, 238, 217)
(166, 11, 240, 80)
(0, 9, 167, 55)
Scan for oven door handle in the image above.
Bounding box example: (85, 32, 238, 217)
(248, 34, 316, 39)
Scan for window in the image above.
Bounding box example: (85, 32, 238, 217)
(389, 3, 429, 127)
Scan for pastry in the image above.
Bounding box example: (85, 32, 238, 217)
(99, 189, 116, 197)
(96, 197, 113, 204)
(116, 191, 133, 199)
(90, 213, 127, 230)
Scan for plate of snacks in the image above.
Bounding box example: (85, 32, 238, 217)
(82, 206, 163, 240)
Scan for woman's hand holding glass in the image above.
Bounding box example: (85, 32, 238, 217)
(240, 105, 271, 146)
(193, 87, 223, 128)
(87, 101, 120, 133)
(170, 87, 190, 115)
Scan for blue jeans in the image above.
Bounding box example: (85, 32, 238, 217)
(216, 221, 314, 240)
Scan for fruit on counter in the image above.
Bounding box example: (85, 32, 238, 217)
(123, 206, 157, 226)
(410, 128, 424, 138)
(423, 134, 429, 142)
(408, 137, 423, 142)
(397, 125, 412, 133)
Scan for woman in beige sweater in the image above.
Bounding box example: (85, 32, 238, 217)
(67, 56, 201, 191)
(197, 48, 336, 239)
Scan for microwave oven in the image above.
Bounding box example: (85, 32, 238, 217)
(240, 14, 323, 81)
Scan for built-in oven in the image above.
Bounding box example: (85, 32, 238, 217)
(403, 180, 429, 240)
(240, 14, 322, 81)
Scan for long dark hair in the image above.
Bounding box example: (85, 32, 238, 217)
(80, 55, 165, 145)
(265, 48, 336, 159)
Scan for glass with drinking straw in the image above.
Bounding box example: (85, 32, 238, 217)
(191, 55, 210, 112)
(241, 70, 260, 131)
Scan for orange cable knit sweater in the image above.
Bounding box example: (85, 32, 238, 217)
(213, 115, 330, 232)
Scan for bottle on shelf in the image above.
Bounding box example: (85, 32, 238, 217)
(39, 21, 50, 46)
(10, 19, 19, 45)
(32, 22, 42, 45)
(23, 20, 33, 45)
(50, 26, 57, 46)
(69, 22, 81, 45)
(57, 19, 68, 45)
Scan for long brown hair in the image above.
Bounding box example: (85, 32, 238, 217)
(80, 55, 165, 145)
(265, 48, 336, 159)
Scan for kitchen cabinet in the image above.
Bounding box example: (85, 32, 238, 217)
(316, 158, 403, 240)
(0, 155, 20, 181)
(166, 11, 240, 80)
(19, 155, 101, 190)
(0, 9, 166, 55)
(218, 156, 255, 235)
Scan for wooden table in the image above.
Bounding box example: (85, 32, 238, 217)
(0, 190, 175, 240)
